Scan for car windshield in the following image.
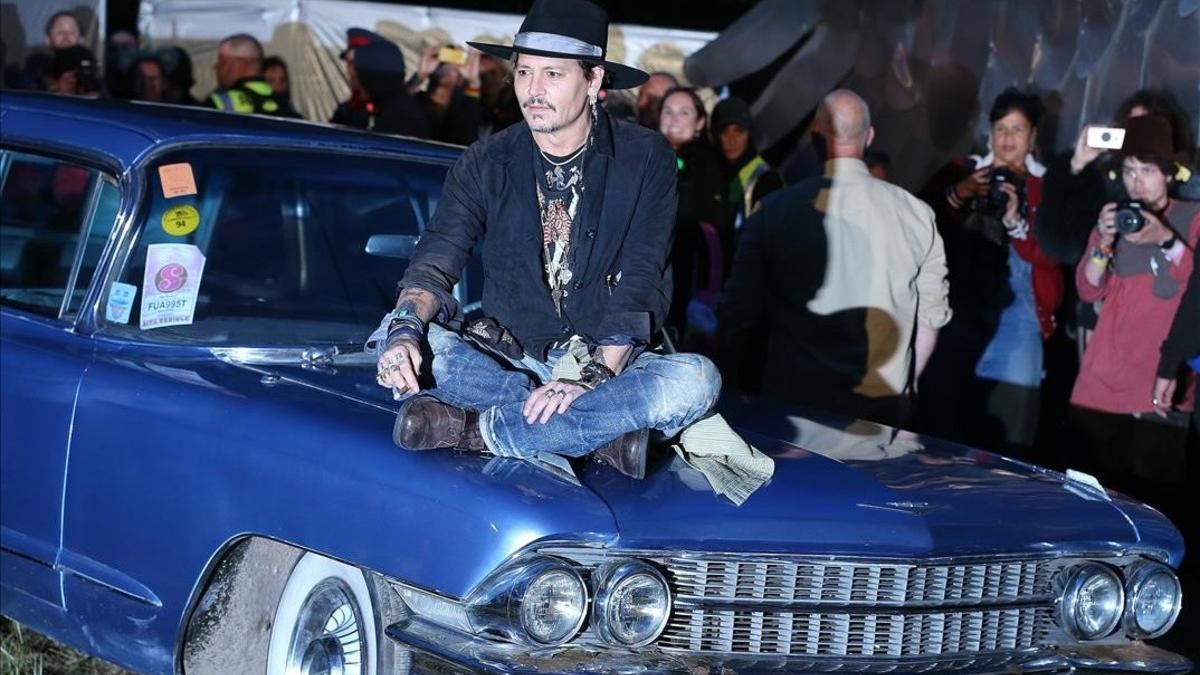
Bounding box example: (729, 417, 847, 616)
(100, 147, 453, 347)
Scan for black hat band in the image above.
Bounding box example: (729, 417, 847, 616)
(512, 31, 603, 58)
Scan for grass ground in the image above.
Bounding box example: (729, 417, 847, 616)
(0, 617, 130, 675)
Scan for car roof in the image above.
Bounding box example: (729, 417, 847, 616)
(0, 91, 461, 172)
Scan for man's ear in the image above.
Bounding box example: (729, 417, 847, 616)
(866, 125, 876, 148)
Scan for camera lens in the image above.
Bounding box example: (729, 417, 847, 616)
(1101, 132, 1111, 142)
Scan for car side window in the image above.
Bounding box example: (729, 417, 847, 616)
(100, 148, 451, 346)
(0, 149, 120, 319)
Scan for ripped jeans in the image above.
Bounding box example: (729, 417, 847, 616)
(412, 324, 722, 459)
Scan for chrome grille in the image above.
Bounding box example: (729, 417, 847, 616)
(656, 556, 1058, 660)
(660, 606, 1055, 657)
(667, 558, 1054, 607)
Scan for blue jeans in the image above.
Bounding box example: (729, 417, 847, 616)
(412, 324, 722, 459)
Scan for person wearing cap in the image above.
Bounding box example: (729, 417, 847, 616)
(711, 96, 783, 234)
(330, 28, 381, 128)
(373, 0, 720, 478)
(353, 40, 429, 138)
(1068, 114, 1200, 501)
(206, 33, 299, 118)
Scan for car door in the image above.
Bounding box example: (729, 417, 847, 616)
(0, 149, 121, 606)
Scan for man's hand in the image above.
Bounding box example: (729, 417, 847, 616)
(1123, 209, 1175, 247)
(1071, 125, 1105, 175)
(1152, 377, 1177, 418)
(377, 336, 423, 397)
(523, 380, 588, 424)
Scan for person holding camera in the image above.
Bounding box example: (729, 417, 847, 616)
(411, 43, 485, 146)
(917, 88, 1062, 454)
(1069, 114, 1199, 497)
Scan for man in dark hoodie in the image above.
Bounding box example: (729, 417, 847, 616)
(354, 40, 430, 138)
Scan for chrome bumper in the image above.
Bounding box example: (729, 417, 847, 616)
(386, 617, 1192, 674)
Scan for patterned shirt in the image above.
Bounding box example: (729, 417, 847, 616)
(536, 145, 587, 315)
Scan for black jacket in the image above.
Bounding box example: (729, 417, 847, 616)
(357, 67, 430, 139)
(400, 108, 678, 358)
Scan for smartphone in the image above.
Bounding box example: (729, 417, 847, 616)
(1086, 126, 1125, 150)
(438, 46, 468, 65)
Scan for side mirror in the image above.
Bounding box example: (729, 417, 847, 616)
(365, 234, 419, 259)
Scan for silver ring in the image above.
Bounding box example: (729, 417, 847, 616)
(550, 389, 564, 397)
(1152, 398, 1160, 406)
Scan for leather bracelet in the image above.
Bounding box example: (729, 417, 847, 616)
(385, 323, 423, 349)
(579, 361, 616, 389)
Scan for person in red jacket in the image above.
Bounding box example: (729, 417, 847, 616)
(918, 88, 1062, 454)
(1069, 114, 1199, 499)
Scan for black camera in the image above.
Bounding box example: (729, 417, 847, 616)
(1114, 199, 1146, 235)
(984, 166, 1015, 213)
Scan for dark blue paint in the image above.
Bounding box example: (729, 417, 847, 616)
(0, 93, 1186, 675)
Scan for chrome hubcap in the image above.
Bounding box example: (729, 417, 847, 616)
(286, 579, 365, 675)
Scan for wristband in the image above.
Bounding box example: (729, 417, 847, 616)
(1159, 236, 1178, 251)
(1089, 246, 1111, 266)
(384, 309, 426, 348)
(579, 361, 616, 389)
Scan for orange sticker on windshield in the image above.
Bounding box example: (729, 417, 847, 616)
(158, 163, 197, 198)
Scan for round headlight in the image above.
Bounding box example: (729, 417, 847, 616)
(593, 560, 672, 647)
(1058, 563, 1125, 640)
(1123, 562, 1182, 639)
(517, 565, 587, 646)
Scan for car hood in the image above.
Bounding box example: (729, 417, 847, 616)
(241, 357, 1182, 565)
(578, 401, 1184, 563)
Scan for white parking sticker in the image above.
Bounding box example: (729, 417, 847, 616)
(105, 282, 137, 324)
(140, 244, 206, 330)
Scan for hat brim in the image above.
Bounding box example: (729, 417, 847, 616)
(467, 41, 648, 89)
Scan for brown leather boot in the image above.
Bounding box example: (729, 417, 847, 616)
(592, 428, 650, 479)
(393, 396, 485, 451)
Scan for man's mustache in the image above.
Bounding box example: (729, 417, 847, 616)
(522, 97, 556, 110)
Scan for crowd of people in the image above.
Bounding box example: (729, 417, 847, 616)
(7, 11, 1198, 507)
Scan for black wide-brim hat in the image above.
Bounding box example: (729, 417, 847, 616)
(467, 0, 649, 89)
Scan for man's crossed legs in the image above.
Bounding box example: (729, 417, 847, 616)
(394, 324, 721, 470)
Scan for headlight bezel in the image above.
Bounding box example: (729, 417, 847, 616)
(1122, 561, 1183, 639)
(1058, 562, 1126, 641)
(591, 559, 673, 647)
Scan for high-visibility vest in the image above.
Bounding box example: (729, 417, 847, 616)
(209, 80, 283, 115)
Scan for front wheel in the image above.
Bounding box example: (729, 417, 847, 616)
(266, 552, 405, 675)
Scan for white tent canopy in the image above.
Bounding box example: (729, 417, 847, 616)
(138, 0, 715, 121)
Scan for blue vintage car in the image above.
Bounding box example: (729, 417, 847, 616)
(0, 92, 1190, 674)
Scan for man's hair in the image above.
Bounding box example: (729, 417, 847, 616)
(509, 53, 607, 86)
(263, 55, 288, 73)
(988, 87, 1043, 128)
(220, 33, 264, 62)
(818, 89, 871, 146)
(45, 11, 80, 37)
